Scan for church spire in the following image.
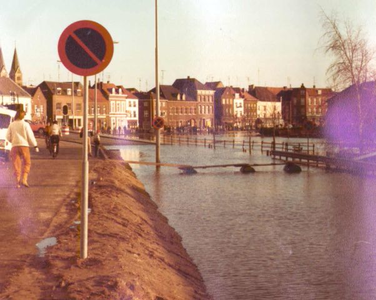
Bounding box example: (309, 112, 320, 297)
(0, 46, 7, 77)
(10, 47, 22, 86)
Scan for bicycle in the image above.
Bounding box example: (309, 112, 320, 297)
(49, 135, 60, 158)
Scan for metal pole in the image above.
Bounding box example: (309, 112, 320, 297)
(155, 0, 161, 169)
(72, 73, 75, 129)
(94, 75, 98, 132)
(81, 76, 89, 259)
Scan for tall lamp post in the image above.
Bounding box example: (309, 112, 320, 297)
(155, 0, 161, 168)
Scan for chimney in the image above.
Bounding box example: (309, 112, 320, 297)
(301, 83, 305, 88)
(187, 76, 190, 79)
(313, 85, 316, 89)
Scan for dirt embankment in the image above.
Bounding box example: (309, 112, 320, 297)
(3, 154, 212, 300)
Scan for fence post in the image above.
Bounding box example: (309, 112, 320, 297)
(313, 143, 315, 155)
(224, 140, 226, 148)
(171, 134, 173, 145)
(196, 137, 197, 146)
(261, 140, 264, 153)
(233, 139, 235, 149)
(204, 138, 206, 147)
(187, 136, 189, 146)
(179, 136, 181, 145)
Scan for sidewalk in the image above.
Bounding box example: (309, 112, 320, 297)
(0, 139, 83, 293)
(0, 139, 211, 299)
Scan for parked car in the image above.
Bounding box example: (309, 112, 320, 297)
(0, 106, 16, 161)
(26, 121, 45, 134)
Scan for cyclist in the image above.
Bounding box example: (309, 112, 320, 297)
(44, 122, 51, 149)
(48, 121, 62, 155)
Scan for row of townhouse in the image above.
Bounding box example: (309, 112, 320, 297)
(1, 45, 334, 130)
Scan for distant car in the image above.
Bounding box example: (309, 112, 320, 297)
(26, 121, 45, 134)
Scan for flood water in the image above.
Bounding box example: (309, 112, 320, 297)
(115, 135, 376, 300)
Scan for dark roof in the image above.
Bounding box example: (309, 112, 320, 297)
(10, 48, 21, 77)
(38, 81, 83, 96)
(327, 81, 373, 105)
(172, 77, 213, 92)
(0, 77, 31, 97)
(205, 81, 224, 89)
(22, 85, 38, 96)
(134, 91, 152, 100)
(149, 85, 181, 100)
(249, 86, 283, 102)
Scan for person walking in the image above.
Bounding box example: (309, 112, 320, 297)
(93, 130, 101, 157)
(6, 109, 39, 188)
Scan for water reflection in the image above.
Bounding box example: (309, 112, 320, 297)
(119, 138, 376, 300)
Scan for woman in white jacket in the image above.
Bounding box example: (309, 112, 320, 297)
(6, 109, 39, 188)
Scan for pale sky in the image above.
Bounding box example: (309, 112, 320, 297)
(0, 0, 375, 90)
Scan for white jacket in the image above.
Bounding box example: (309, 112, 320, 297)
(6, 120, 38, 148)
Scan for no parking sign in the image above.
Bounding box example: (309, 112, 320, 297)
(58, 20, 114, 76)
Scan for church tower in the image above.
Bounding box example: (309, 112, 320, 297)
(0, 47, 8, 77)
(9, 47, 22, 86)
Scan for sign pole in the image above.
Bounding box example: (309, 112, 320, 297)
(155, 0, 160, 169)
(94, 74, 98, 133)
(81, 75, 89, 259)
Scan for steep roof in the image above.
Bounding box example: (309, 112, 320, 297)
(9, 48, 21, 77)
(205, 81, 224, 90)
(149, 85, 181, 100)
(173, 76, 212, 92)
(249, 86, 283, 102)
(0, 47, 7, 77)
(38, 81, 83, 96)
(88, 88, 108, 103)
(0, 77, 31, 97)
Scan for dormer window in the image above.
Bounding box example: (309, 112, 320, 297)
(177, 94, 180, 100)
(67, 88, 71, 96)
(182, 94, 186, 100)
(56, 88, 62, 95)
(119, 88, 122, 95)
(112, 88, 115, 94)
(77, 89, 82, 96)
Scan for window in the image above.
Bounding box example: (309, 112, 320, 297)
(103, 105, 106, 114)
(300, 90, 305, 95)
(76, 103, 82, 111)
(190, 108, 193, 114)
(56, 88, 62, 95)
(67, 103, 72, 111)
(185, 107, 189, 114)
(67, 88, 71, 96)
(56, 102, 62, 110)
(293, 97, 297, 105)
(180, 107, 184, 114)
(77, 89, 82, 96)
(133, 111, 136, 118)
(314, 98, 316, 105)
(199, 106, 202, 114)
(318, 90, 322, 95)
(111, 102, 115, 112)
(91, 105, 94, 114)
(222, 99, 225, 105)
(144, 111, 149, 118)
(116, 102, 120, 112)
(309, 98, 312, 105)
(133, 101, 137, 107)
(300, 98, 305, 105)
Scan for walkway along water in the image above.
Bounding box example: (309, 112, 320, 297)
(0, 137, 211, 299)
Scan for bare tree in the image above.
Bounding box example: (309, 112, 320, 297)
(319, 9, 375, 150)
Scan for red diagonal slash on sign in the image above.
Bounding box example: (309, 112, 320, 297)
(70, 32, 102, 65)
(58, 20, 114, 76)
